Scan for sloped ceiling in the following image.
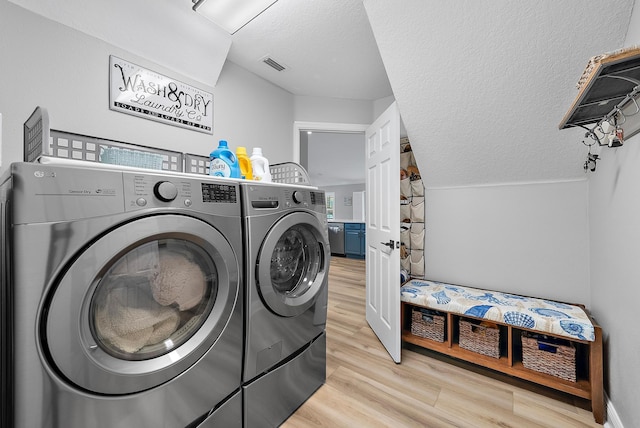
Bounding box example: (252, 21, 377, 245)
(363, 0, 636, 187)
(226, 0, 393, 100)
(6, 0, 392, 101)
(7, 0, 231, 87)
(7, 0, 638, 189)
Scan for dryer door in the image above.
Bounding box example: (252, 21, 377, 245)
(257, 212, 329, 317)
(43, 214, 239, 395)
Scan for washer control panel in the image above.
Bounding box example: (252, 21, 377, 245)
(123, 172, 239, 215)
(201, 182, 238, 203)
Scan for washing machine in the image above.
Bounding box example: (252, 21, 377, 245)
(240, 182, 330, 427)
(0, 161, 244, 428)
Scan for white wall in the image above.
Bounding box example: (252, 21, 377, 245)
(292, 96, 374, 177)
(6, 0, 231, 89)
(425, 180, 590, 303)
(0, 113, 3, 167)
(0, 1, 294, 175)
(215, 61, 294, 164)
(373, 96, 394, 118)
(589, 142, 640, 428)
(322, 183, 366, 221)
(586, 7, 640, 426)
(294, 95, 373, 124)
(305, 132, 366, 187)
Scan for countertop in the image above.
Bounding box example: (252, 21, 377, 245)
(328, 219, 365, 224)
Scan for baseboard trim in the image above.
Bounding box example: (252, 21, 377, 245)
(604, 392, 624, 428)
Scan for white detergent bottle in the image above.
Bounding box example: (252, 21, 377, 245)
(250, 147, 272, 182)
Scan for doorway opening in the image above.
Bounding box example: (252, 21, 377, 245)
(294, 121, 367, 222)
(294, 121, 368, 260)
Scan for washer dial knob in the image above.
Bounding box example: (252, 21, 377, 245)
(291, 191, 303, 204)
(154, 181, 178, 202)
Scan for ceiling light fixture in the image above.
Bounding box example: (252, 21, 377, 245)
(193, 0, 279, 34)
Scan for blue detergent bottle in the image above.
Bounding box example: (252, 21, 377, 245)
(209, 140, 240, 178)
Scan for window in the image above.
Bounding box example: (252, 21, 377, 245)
(325, 192, 335, 219)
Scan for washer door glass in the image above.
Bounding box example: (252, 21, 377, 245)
(258, 212, 329, 317)
(44, 215, 240, 395)
(91, 239, 216, 361)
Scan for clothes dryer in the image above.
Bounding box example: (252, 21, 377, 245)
(240, 183, 330, 427)
(0, 162, 244, 428)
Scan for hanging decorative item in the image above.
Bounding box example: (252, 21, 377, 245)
(611, 124, 625, 148)
(573, 94, 638, 147)
(109, 56, 213, 134)
(583, 150, 599, 173)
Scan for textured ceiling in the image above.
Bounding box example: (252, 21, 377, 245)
(8, 0, 638, 188)
(226, 0, 393, 100)
(8, 0, 393, 101)
(363, 0, 636, 187)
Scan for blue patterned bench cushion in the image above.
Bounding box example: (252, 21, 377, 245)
(400, 279, 594, 342)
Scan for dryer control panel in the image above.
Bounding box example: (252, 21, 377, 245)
(284, 189, 326, 214)
(243, 184, 326, 216)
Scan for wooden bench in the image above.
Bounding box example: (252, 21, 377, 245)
(400, 279, 604, 424)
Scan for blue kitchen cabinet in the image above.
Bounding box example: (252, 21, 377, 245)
(344, 223, 365, 259)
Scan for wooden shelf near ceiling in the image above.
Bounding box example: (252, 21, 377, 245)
(559, 46, 640, 130)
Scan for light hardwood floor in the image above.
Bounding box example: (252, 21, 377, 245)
(282, 257, 602, 428)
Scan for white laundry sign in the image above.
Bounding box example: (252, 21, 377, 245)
(109, 56, 213, 134)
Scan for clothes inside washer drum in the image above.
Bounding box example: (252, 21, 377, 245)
(149, 251, 206, 311)
(95, 287, 180, 354)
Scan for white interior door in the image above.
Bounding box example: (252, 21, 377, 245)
(365, 102, 401, 363)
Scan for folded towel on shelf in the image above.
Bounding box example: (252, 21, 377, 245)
(99, 147, 164, 170)
(149, 250, 207, 311)
(95, 285, 180, 354)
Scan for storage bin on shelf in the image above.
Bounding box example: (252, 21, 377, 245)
(459, 319, 500, 359)
(410, 307, 445, 343)
(522, 333, 576, 382)
(25, 106, 184, 171)
(400, 278, 604, 424)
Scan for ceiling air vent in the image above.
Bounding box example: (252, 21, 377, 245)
(261, 56, 287, 72)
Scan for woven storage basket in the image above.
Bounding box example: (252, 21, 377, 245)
(411, 307, 445, 342)
(522, 334, 576, 382)
(459, 319, 500, 358)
